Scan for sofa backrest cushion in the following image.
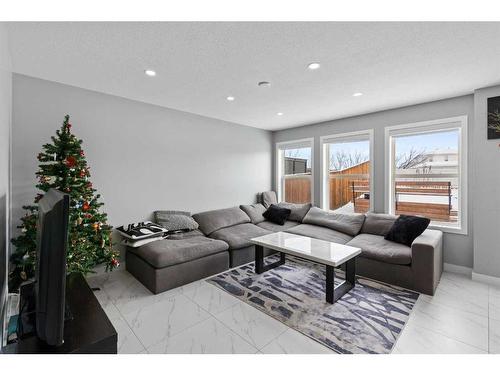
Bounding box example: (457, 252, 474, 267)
(276, 202, 312, 222)
(302, 207, 365, 236)
(240, 203, 266, 224)
(193, 207, 251, 235)
(260, 191, 278, 208)
(361, 212, 398, 236)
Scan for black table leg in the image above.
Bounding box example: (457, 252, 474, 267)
(325, 257, 356, 304)
(255, 245, 286, 274)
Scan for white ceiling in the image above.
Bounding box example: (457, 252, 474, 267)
(6, 22, 500, 130)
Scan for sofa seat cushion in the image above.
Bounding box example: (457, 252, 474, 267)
(257, 220, 300, 232)
(346, 233, 411, 265)
(209, 223, 271, 250)
(128, 236, 229, 269)
(284, 224, 353, 244)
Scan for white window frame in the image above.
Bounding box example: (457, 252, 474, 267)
(275, 138, 314, 204)
(384, 116, 468, 235)
(319, 130, 374, 212)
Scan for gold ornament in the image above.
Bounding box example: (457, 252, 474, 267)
(77, 217, 83, 225)
(20, 271, 27, 280)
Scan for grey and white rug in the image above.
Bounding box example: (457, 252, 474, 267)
(206, 255, 419, 354)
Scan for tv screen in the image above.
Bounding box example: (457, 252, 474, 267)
(35, 189, 69, 346)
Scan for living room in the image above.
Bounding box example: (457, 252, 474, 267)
(1, 1, 500, 372)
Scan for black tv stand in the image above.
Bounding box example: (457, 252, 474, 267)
(4, 273, 117, 354)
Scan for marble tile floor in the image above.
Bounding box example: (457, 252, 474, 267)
(86, 269, 499, 354)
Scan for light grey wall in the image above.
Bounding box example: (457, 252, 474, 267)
(11, 75, 272, 234)
(273, 95, 474, 268)
(473, 85, 500, 278)
(0, 23, 12, 349)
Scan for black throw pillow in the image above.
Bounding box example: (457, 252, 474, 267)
(263, 204, 291, 225)
(384, 215, 430, 247)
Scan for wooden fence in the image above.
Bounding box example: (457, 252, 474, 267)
(329, 162, 370, 211)
(284, 174, 311, 203)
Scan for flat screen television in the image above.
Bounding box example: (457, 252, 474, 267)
(34, 188, 70, 346)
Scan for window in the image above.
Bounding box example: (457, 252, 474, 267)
(276, 139, 314, 204)
(386, 116, 467, 233)
(320, 130, 373, 213)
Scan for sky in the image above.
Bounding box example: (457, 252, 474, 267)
(283, 129, 459, 169)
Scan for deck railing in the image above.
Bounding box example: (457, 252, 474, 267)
(283, 170, 457, 222)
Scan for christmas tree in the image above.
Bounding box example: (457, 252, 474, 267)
(9, 115, 119, 291)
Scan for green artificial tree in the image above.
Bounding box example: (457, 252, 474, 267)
(9, 115, 119, 291)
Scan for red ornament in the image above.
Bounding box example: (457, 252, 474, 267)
(111, 258, 119, 267)
(84, 213, 92, 219)
(79, 169, 86, 177)
(79, 150, 85, 157)
(65, 156, 77, 168)
(87, 182, 93, 189)
(82, 202, 90, 211)
(67, 123, 72, 130)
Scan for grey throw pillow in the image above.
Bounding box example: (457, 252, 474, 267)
(154, 210, 199, 232)
(276, 202, 312, 222)
(240, 203, 267, 224)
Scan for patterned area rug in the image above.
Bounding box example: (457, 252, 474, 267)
(206, 255, 419, 354)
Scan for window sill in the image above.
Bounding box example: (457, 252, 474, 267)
(428, 223, 467, 236)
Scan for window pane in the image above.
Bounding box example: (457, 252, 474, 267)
(282, 147, 311, 203)
(393, 129, 459, 227)
(328, 140, 370, 213)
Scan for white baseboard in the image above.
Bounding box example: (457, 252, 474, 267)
(472, 271, 500, 287)
(443, 262, 472, 277)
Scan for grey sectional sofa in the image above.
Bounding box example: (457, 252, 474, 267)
(126, 197, 443, 296)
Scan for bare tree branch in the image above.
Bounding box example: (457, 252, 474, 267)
(329, 150, 369, 171)
(395, 148, 427, 169)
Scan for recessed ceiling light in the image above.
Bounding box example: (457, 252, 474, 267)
(307, 62, 321, 70)
(258, 81, 271, 87)
(144, 69, 156, 77)
(353, 92, 363, 97)
(277, 112, 284, 116)
(226, 96, 235, 101)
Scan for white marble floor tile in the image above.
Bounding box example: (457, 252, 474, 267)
(112, 317, 146, 354)
(439, 272, 489, 297)
(86, 269, 133, 289)
(489, 286, 500, 321)
(419, 275, 489, 317)
(97, 273, 182, 315)
(407, 298, 488, 351)
(260, 328, 334, 354)
(214, 302, 288, 350)
(122, 293, 211, 349)
(93, 289, 123, 322)
(147, 317, 258, 354)
(182, 281, 240, 314)
(489, 318, 500, 354)
(392, 323, 486, 354)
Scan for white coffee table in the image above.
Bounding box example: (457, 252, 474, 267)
(250, 232, 362, 304)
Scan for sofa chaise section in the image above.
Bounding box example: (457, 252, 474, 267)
(347, 213, 443, 295)
(126, 234, 229, 294)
